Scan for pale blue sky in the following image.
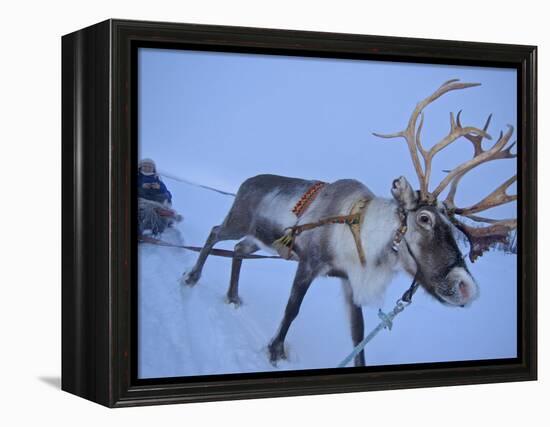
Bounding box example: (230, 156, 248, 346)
(138, 47, 517, 221)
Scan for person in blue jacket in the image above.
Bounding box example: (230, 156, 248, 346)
(138, 158, 172, 205)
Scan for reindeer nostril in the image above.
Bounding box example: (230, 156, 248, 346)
(458, 281, 469, 299)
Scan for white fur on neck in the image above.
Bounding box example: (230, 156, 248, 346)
(331, 197, 401, 307)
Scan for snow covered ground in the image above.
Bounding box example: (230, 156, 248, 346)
(137, 178, 517, 379)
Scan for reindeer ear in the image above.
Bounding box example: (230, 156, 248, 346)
(391, 176, 418, 210)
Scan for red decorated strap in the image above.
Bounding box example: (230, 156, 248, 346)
(292, 182, 326, 217)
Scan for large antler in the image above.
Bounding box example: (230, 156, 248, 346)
(374, 79, 517, 262)
(373, 79, 491, 202)
(442, 122, 517, 262)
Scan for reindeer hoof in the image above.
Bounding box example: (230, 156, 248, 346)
(268, 341, 287, 365)
(181, 270, 200, 286)
(354, 354, 366, 367)
(225, 295, 242, 307)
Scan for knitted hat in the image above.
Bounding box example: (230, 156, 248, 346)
(139, 158, 156, 170)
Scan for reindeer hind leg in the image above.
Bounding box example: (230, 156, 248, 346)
(226, 237, 259, 307)
(182, 223, 244, 286)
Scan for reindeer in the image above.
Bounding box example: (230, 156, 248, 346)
(182, 79, 517, 367)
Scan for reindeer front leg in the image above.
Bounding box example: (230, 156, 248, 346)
(342, 279, 365, 367)
(268, 260, 317, 364)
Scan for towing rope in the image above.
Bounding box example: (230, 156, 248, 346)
(158, 171, 237, 197)
(138, 236, 282, 260)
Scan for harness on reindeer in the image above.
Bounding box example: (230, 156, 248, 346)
(272, 182, 372, 265)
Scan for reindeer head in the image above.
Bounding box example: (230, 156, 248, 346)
(389, 175, 478, 306)
(376, 80, 517, 306)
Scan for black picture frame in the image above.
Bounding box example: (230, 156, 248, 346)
(61, 19, 537, 408)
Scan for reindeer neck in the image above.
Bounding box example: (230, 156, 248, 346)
(360, 198, 403, 254)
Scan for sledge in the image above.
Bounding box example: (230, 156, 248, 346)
(138, 197, 183, 236)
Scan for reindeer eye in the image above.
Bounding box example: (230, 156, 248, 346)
(417, 212, 433, 227)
